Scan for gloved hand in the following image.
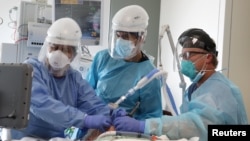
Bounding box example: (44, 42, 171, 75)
(84, 115, 112, 132)
(113, 116, 145, 133)
(111, 108, 127, 121)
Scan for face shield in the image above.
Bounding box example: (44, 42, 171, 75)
(38, 37, 80, 63)
(40, 18, 82, 62)
(174, 36, 212, 74)
(173, 41, 182, 72)
(108, 30, 143, 59)
(38, 39, 81, 77)
(109, 5, 148, 60)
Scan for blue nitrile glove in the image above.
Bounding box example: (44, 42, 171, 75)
(84, 115, 112, 132)
(111, 108, 127, 121)
(113, 116, 145, 133)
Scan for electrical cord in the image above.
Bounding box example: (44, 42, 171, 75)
(0, 17, 3, 25)
(8, 6, 17, 29)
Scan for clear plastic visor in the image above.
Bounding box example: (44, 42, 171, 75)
(173, 41, 183, 72)
(38, 40, 81, 65)
(108, 29, 141, 59)
(174, 36, 210, 71)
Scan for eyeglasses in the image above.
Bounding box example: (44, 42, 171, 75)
(179, 51, 208, 60)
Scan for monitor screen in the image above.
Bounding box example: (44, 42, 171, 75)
(53, 0, 102, 46)
(0, 63, 32, 129)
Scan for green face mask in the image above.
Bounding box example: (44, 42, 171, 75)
(180, 60, 197, 80)
(180, 55, 207, 82)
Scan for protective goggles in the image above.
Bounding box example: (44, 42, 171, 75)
(179, 51, 208, 60)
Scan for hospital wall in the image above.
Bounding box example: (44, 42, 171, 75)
(225, 0, 250, 122)
(0, 0, 249, 122)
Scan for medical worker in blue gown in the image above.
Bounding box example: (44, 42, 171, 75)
(86, 5, 162, 120)
(112, 28, 248, 141)
(11, 18, 111, 140)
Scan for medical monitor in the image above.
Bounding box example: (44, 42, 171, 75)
(0, 63, 33, 129)
(52, 0, 106, 46)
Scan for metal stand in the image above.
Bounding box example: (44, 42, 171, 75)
(158, 25, 186, 95)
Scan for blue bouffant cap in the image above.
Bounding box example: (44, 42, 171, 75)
(178, 28, 218, 56)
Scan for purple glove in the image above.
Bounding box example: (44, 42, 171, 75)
(84, 115, 111, 132)
(111, 108, 127, 121)
(113, 116, 145, 133)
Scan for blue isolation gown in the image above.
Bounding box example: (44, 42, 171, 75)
(86, 49, 162, 120)
(11, 58, 110, 140)
(144, 72, 248, 141)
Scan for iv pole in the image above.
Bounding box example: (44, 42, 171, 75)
(158, 25, 187, 116)
(158, 25, 186, 95)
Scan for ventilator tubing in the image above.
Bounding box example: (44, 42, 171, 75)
(111, 68, 168, 109)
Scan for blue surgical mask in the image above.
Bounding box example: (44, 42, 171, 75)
(110, 38, 135, 59)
